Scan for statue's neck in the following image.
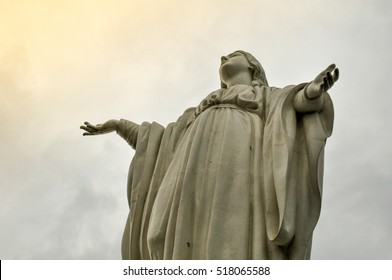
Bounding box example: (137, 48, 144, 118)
(223, 72, 252, 88)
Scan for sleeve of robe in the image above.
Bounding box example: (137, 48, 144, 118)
(121, 107, 196, 260)
(263, 83, 334, 259)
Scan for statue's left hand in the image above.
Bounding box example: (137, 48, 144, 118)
(306, 64, 339, 99)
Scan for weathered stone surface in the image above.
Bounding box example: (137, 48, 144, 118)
(80, 50, 338, 259)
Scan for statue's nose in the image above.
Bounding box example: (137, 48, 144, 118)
(221, 56, 228, 63)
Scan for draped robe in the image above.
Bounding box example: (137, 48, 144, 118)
(120, 83, 334, 260)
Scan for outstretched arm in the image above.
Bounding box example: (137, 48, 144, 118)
(80, 119, 140, 149)
(293, 64, 339, 113)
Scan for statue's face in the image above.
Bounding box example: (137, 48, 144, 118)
(221, 52, 249, 66)
(219, 52, 252, 82)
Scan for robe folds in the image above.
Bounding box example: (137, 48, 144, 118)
(121, 84, 334, 260)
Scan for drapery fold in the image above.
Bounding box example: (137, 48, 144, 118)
(121, 84, 333, 260)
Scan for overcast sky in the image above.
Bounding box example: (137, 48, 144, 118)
(0, 0, 391, 260)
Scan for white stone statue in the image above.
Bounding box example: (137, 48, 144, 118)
(81, 51, 339, 259)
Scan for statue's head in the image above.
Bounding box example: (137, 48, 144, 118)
(220, 50, 269, 88)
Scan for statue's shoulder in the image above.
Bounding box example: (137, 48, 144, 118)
(182, 107, 197, 116)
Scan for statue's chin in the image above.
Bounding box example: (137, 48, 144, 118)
(219, 62, 242, 79)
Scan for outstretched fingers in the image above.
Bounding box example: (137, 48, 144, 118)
(333, 67, 339, 82)
(327, 71, 334, 85)
(80, 125, 94, 135)
(322, 64, 339, 91)
(83, 131, 94, 136)
(84, 121, 99, 129)
(326, 63, 336, 72)
(325, 64, 339, 82)
(80, 121, 99, 135)
(322, 76, 329, 91)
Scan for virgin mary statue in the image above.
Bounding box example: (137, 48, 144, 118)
(81, 51, 339, 260)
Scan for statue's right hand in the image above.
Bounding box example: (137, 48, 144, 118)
(80, 119, 119, 136)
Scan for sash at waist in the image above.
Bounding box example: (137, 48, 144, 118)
(187, 103, 258, 128)
(206, 103, 264, 124)
(208, 104, 241, 110)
